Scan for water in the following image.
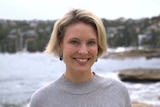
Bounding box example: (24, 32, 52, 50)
(0, 52, 160, 106)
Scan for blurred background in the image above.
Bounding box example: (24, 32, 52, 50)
(0, 0, 160, 107)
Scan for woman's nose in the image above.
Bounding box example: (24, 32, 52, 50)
(78, 44, 88, 55)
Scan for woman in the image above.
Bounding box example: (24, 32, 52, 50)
(29, 8, 131, 107)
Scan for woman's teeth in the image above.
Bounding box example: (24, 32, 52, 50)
(76, 59, 88, 62)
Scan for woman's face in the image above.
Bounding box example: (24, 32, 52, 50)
(60, 22, 98, 73)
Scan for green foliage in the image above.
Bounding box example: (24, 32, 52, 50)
(27, 40, 37, 52)
(0, 15, 160, 53)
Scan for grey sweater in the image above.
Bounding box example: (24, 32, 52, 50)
(29, 74, 131, 107)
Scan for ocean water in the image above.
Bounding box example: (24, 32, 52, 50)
(0, 52, 160, 106)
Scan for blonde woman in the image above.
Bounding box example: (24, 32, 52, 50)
(29, 8, 131, 107)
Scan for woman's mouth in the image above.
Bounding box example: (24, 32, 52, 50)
(74, 58, 90, 63)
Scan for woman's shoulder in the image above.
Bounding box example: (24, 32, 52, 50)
(96, 74, 128, 91)
(29, 76, 63, 106)
(30, 76, 63, 100)
(30, 81, 55, 100)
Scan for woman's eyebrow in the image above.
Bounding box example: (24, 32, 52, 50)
(88, 38, 97, 41)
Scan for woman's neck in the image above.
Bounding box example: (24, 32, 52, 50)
(64, 71, 94, 83)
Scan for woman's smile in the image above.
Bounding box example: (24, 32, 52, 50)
(73, 58, 90, 65)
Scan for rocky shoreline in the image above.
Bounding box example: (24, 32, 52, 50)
(102, 48, 160, 107)
(118, 68, 160, 107)
(132, 101, 155, 107)
(102, 48, 160, 59)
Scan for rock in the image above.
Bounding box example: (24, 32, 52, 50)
(132, 101, 154, 107)
(102, 48, 160, 59)
(146, 54, 160, 59)
(118, 68, 160, 82)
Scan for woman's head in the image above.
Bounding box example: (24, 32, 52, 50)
(45, 8, 107, 57)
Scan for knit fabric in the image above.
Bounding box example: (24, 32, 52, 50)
(29, 74, 131, 107)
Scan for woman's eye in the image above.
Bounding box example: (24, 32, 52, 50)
(88, 41, 96, 45)
(70, 41, 79, 44)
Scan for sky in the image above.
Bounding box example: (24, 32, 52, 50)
(0, 0, 160, 21)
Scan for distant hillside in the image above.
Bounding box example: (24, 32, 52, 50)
(0, 15, 160, 53)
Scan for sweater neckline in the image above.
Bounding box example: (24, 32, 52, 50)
(56, 73, 106, 94)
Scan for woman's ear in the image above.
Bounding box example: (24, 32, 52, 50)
(59, 41, 63, 50)
(59, 41, 63, 61)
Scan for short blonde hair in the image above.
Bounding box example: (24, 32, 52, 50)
(45, 8, 107, 57)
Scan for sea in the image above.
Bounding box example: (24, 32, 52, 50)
(0, 50, 160, 107)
